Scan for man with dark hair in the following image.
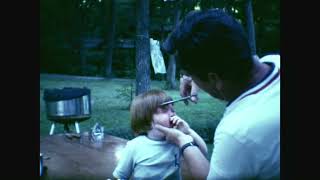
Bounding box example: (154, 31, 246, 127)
(157, 9, 280, 179)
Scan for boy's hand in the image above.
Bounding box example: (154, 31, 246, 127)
(170, 115, 190, 134)
(154, 124, 193, 147)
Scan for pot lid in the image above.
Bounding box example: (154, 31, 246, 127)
(43, 87, 90, 102)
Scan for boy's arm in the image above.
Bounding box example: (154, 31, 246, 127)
(155, 125, 209, 179)
(112, 143, 134, 179)
(188, 129, 208, 157)
(169, 115, 207, 156)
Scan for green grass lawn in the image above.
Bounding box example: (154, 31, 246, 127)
(40, 75, 226, 157)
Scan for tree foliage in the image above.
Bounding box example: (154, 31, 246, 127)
(40, 0, 279, 77)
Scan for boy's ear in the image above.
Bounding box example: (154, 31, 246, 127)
(150, 119, 155, 129)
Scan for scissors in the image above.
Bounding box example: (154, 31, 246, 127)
(160, 95, 197, 106)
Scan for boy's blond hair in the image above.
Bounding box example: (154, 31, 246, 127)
(130, 89, 172, 135)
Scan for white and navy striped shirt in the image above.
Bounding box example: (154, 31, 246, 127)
(208, 55, 280, 180)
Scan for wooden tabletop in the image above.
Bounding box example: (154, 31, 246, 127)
(40, 133, 193, 180)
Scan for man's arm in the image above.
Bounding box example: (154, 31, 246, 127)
(182, 144, 210, 180)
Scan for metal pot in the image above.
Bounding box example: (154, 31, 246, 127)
(45, 95, 91, 119)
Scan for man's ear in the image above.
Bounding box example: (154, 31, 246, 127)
(208, 72, 223, 91)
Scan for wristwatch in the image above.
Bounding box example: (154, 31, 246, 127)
(180, 141, 198, 155)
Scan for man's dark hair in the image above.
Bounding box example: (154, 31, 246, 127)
(162, 9, 253, 82)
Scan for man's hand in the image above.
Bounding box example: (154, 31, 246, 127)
(154, 124, 193, 147)
(180, 75, 199, 105)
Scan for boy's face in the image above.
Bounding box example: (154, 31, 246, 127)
(152, 104, 176, 128)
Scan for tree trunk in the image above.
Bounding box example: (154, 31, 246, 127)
(166, 4, 181, 89)
(166, 55, 177, 88)
(80, 43, 87, 75)
(71, 0, 85, 75)
(244, 0, 257, 55)
(135, 0, 151, 96)
(104, 0, 116, 77)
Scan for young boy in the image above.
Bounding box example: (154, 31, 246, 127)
(113, 89, 207, 180)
